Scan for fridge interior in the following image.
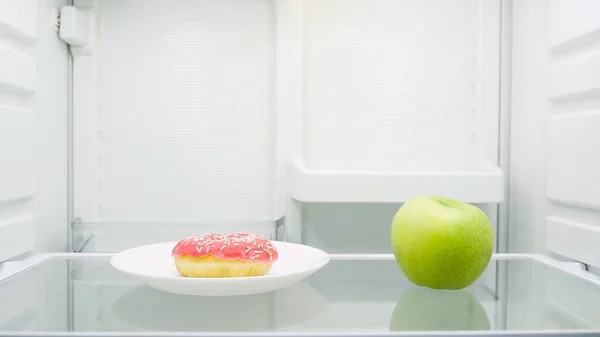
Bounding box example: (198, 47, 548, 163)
(1, 0, 600, 335)
(70, 0, 504, 254)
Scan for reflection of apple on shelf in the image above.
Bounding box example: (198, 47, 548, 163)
(288, 158, 504, 203)
(389, 287, 491, 332)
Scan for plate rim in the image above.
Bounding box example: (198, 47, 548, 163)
(110, 240, 330, 283)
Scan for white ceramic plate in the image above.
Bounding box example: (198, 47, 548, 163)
(110, 241, 330, 296)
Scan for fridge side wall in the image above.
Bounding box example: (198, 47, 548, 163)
(510, 0, 600, 265)
(0, 0, 69, 261)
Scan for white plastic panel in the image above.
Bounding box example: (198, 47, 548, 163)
(0, 216, 35, 263)
(74, 0, 501, 248)
(548, 52, 600, 102)
(286, 0, 501, 257)
(0, 256, 69, 331)
(286, 0, 503, 205)
(511, 0, 600, 267)
(0, 106, 36, 202)
(548, 0, 600, 51)
(303, 0, 481, 171)
(0, 264, 36, 328)
(546, 217, 600, 268)
(0, 0, 69, 259)
(74, 0, 275, 223)
(545, 0, 600, 266)
(289, 158, 503, 203)
(34, 0, 70, 252)
(546, 111, 600, 208)
(0, 0, 37, 41)
(544, 260, 600, 328)
(0, 45, 36, 95)
(0, 0, 38, 262)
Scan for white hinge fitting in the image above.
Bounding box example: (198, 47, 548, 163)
(51, 8, 60, 32)
(55, 6, 90, 47)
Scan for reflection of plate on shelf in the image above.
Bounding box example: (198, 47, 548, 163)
(111, 282, 329, 332)
(110, 241, 330, 296)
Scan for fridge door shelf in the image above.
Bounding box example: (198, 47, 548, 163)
(0, 253, 600, 336)
(70, 218, 285, 253)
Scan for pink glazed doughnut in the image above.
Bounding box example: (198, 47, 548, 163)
(171, 233, 278, 278)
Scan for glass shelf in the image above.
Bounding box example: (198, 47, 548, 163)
(71, 218, 285, 253)
(0, 254, 599, 336)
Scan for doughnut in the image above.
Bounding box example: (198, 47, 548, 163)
(171, 233, 279, 278)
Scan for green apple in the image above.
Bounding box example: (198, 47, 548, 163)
(389, 286, 491, 331)
(390, 195, 494, 290)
